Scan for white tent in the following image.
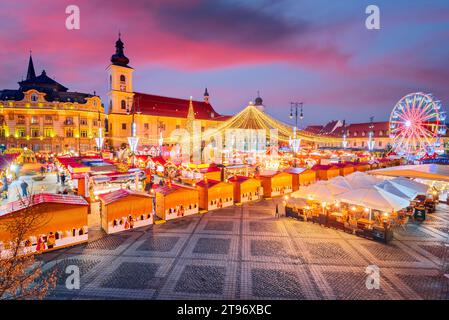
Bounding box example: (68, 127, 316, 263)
(345, 171, 380, 189)
(337, 186, 410, 212)
(376, 180, 417, 200)
(286, 197, 307, 208)
(390, 177, 429, 195)
(290, 181, 347, 202)
(369, 164, 449, 182)
(328, 175, 353, 190)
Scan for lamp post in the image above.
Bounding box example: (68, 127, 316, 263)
(95, 110, 104, 152)
(289, 102, 303, 167)
(368, 116, 375, 151)
(127, 97, 140, 167)
(342, 119, 348, 149)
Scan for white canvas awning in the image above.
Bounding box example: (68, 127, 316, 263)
(376, 180, 417, 200)
(337, 186, 410, 212)
(345, 171, 380, 189)
(290, 181, 347, 202)
(369, 164, 449, 182)
(389, 177, 429, 195)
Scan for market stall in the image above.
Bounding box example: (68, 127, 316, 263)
(352, 162, 371, 172)
(196, 179, 234, 211)
(334, 163, 355, 176)
(0, 194, 88, 257)
(283, 167, 316, 191)
(257, 171, 292, 198)
(155, 184, 199, 221)
(99, 189, 153, 234)
(228, 175, 262, 204)
(311, 164, 340, 181)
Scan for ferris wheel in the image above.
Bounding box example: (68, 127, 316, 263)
(389, 92, 446, 157)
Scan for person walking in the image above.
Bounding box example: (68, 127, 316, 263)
(60, 171, 66, 186)
(20, 179, 29, 197)
(275, 203, 280, 219)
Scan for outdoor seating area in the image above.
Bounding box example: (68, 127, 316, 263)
(285, 171, 435, 244)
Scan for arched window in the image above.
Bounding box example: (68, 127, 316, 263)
(109, 75, 112, 89)
(31, 93, 38, 102)
(121, 100, 126, 110)
(120, 75, 126, 83)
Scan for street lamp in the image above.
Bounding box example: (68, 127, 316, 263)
(289, 102, 303, 167)
(367, 116, 375, 151)
(127, 97, 140, 166)
(94, 110, 104, 152)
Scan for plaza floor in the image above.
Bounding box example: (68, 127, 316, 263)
(40, 198, 449, 300)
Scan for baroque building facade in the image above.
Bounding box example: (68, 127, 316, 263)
(0, 55, 104, 154)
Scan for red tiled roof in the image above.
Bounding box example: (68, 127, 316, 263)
(155, 184, 181, 195)
(311, 164, 338, 170)
(196, 179, 221, 188)
(338, 121, 389, 138)
(0, 193, 88, 217)
(133, 92, 230, 121)
(283, 167, 308, 174)
(99, 189, 150, 205)
(228, 175, 250, 183)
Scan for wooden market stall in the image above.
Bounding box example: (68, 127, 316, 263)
(257, 171, 293, 198)
(196, 179, 234, 211)
(0, 194, 88, 257)
(334, 163, 355, 176)
(352, 162, 371, 172)
(155, 184, 199, 221)
(228, 175, 262, 204)
(283, 167, 316, 191)
(99, 189, 153, 234)
(311, 164, 340, 181)
(202, 165, 222, 181)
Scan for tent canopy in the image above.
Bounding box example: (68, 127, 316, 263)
(337, 186, 410, 212)
(389, 177, 429, 195)
(369, 164, 449, 182)
(291, 180, 348, 202)
(344, 171, 380, 189)
(376, 180, 417, 200)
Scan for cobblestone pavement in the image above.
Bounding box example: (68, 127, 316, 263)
(40, 199, 449, 300)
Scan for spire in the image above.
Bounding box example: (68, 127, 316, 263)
(26, 51, 36, 80)
(203, 87, 210, 103)
(111, 33, 130, 67)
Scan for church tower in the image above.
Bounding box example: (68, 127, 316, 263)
(107, 34, 134, 114)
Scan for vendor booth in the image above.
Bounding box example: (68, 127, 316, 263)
(352, 162, 371, 172)
(334, 163, 355, 176)
(0, 194, 88, 257)
(312, 164, 340, 181)
(257, 171, 292, 198)
(99, 189, 153, 234)
(228, 176, 262, 204)
(196, 179, 234, 211)
(284, 167, 316, 191)
(155, 184, 199, 221)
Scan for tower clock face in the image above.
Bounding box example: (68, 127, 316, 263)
(120, 84, 126, 91)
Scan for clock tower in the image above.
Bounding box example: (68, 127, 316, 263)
(107, 34, 134, 114)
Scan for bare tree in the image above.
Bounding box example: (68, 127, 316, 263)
(0, 194, 57, 300)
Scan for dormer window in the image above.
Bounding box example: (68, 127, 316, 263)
(31, 93, 38, 102)
(211, 112, 215, 118)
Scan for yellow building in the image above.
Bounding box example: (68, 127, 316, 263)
(106, 36, 230, 152)
(0, 55, 105, 154)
